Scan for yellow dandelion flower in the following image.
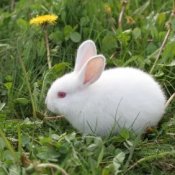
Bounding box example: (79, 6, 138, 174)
(29, 14, 58, 25)
(126, 16, 135, 25)
(104, 4, 112, 15)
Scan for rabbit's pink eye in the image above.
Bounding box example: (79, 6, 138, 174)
(57, 92, 66, 98)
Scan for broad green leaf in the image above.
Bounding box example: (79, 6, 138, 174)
(80, 17, 90, 26)
(17, 19, 28, 30)
(102, 164, 113, 175)
(132, 27, 141, 39)
(49, 30, 64, 42)
(39, 136, 52, 144)
(21, 134, 30, 147)
(4, 82, 12, 90)
(14, 98, 29, 105)
(117, 32, 131, 46)
(162, 41, 175, 61)
(146, 43, 158, 55)
(5, 75, 12, 82)
(3, 150, 15, 161)
(9, 165, 19, 175)
(70, 32, 81, 43)
(119, 128, 130, 140)
(101, 34, 117, 52)
(36, 146, 59, 160)
(113, 151, 125, 175)
(156, 12, 166, 26)
(64, 25, 74, 39)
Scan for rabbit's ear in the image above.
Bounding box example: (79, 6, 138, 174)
(74, 40, 97, 72)
(78, 55, 106, 86)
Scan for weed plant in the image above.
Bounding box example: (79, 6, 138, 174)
(0, 0, 175, 174)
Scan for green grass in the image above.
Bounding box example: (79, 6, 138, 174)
(0, 0, 175, 174)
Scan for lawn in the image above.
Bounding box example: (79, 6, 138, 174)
(0, 0, 175, 174)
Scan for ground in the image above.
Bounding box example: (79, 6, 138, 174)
(0, 0, 175, 174)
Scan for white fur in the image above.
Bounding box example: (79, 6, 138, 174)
(45, 40, 166, 136)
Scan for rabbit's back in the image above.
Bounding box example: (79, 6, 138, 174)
(69, 67, 166, 135)
(99, 67, 165, 103)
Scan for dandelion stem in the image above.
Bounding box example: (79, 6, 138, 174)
(44, 27, 52, 69)
(150, 22, 171, 74)
(118, 0, 128, 29)
(165, 92, 175, 109)
(125, 151, 175, 174)
(37, 163, 69, 175)
(44, 115, 64, 121)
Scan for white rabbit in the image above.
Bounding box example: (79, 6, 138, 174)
(45, 40, 166, 136)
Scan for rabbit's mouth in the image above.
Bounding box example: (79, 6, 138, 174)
(45, 96, 56, 113)
(46, 103, 57, 114)
(45, 96, 48, 105)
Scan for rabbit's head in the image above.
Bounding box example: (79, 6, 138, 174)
(45, 40, 106, 115)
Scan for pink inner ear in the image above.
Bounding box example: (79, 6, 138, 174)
(78, 49, 93, 70)
(83, 58, 104, 85)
